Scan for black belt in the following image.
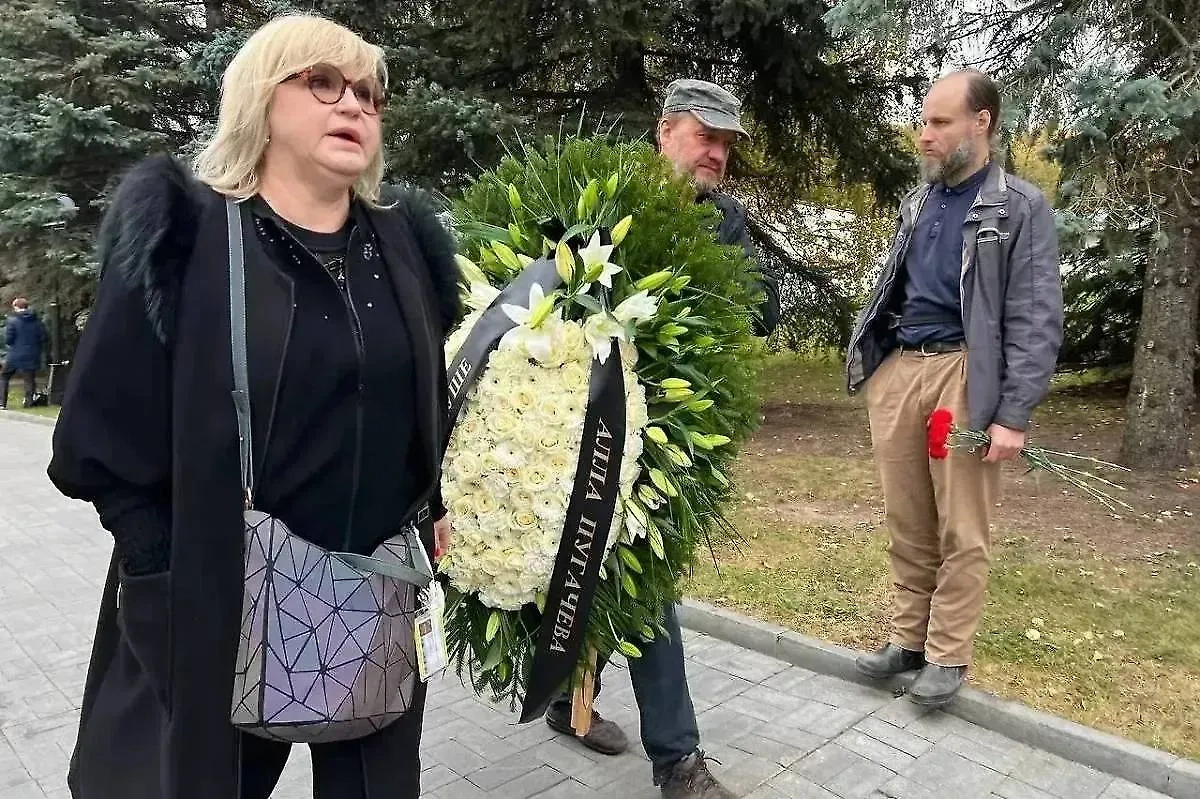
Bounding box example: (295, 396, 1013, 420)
(899, 340, 966, 356)
(886, 311, 963, 330)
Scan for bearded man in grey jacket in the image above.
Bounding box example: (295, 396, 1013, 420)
(845, 69, 1063, 706)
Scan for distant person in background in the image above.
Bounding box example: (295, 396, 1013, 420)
(1, 297, 47, 408)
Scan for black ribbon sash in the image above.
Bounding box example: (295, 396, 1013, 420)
(518, 343, 626, 722)
(445, 257, 562, 439)
(445, 256, 628, 724)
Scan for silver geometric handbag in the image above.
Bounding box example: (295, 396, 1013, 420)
(222, 199, 434, 743)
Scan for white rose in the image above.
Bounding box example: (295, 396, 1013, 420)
(495, 441, 525, 468)
(549, 451, 573, 475)
(449, 494, 475, 521)
(479, 451, 502, 475)
(557, 322, 584, 354)
(487, 408, 520, 437)
(508, 511, 539, 538)
(459, 414, 484, 441)
(471, 490, 498, 518)
(520, 466, 554, 493)
(536, 428, 565, 452)
(559, 362, 588, 389)
(534, 395, 565, 426)
(490, 391, 515, 414)
(450, 451, 481, 481)
(510, 386, 537, 412)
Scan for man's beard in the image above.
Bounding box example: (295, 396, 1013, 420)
(921, 139, 976, 185)
(692, 172, 721, 192)
(675, 161, 722, 192)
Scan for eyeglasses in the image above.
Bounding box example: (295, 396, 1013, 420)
(282, 63, 385, 116)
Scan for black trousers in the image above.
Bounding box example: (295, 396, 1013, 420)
(0, 366, 36, 405)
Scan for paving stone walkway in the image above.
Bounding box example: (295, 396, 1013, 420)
(0, 413, 1172, 799)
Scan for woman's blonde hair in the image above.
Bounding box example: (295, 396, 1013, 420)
(194, 15, 388, 202)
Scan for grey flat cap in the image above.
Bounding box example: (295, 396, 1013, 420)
(662, 78, 749, 137)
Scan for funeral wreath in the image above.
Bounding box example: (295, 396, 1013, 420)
(438, 134, 766, 722)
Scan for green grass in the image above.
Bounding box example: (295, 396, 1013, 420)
(684, 352, 1200, 759)
(4, 384, 58, 418)
(755, 348, 851, 406)
(739, 452, 878, 504)
(686, 511, 1200, 759)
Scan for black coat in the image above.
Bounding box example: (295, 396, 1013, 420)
(705, 191, 781, 336)
(47, 155, 461, 798)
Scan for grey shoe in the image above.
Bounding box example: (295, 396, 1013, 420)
(855, 643, 925, 679)
(909, 663, 967, 706)
(661, 751, 736, 799)
(545, 707, 629, 755)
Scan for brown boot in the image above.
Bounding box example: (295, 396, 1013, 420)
(660, 751, 736, 798)
(545, 706, 629, 755)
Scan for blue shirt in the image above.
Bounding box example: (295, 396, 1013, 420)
(898, 165, 990, 345)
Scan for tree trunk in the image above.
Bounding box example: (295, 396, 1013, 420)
(204, 0, 225, 30)
(1120, 174, 1200, 470)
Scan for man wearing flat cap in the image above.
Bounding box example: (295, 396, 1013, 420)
(658, 78, 780, 335)
(544, 78, 778, 799)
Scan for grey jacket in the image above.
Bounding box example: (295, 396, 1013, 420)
(845, 163, 1064, 432)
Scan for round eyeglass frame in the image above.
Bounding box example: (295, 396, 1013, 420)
(282, 64, 385, 116)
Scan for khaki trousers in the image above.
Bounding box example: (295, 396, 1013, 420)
(866, 350, 1000, 666)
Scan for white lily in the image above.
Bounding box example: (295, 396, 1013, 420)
(499, 283, 563, 362)
(578, 231, 622, 289)
(583, 312, 627, 363)
(612, 290, 659, 324)
(499, 312, 562, 363)
(501, 283, 555, 328)
(465, 281, 501, 311)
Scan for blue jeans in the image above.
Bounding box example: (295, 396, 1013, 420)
(549, 603, 700, 784)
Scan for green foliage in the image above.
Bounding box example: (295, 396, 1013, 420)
(1, 0, 920, 357)
(826, 0, 1200, 379)
(386, 0, 918, 349)
(0, 0, 204, 315)
(1009, 133, 1062, 203)
(733, 172, 896, 351)
(444, 136, 762, 704)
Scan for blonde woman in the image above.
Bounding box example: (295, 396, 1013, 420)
(49, 15, 457, 799)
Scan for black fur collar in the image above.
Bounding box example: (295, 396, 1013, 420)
(97, 154, 462, 348)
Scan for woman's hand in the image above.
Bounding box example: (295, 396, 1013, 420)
(433, 513, 452, 561)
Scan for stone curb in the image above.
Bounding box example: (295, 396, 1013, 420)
(0, 410, 57, 428)
(678, 598, 1200, 799)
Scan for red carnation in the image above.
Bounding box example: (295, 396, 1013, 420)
(927, 407, 954, 460)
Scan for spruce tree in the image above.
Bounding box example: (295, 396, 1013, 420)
(366, 0, 917, 344)
(0, 0, 203, 343)
(1, 0, 920, 354)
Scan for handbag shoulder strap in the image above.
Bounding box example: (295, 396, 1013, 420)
(337, 543, 432, 589)
(226, 199, 254, 509)
(226, 198, 431, 590)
